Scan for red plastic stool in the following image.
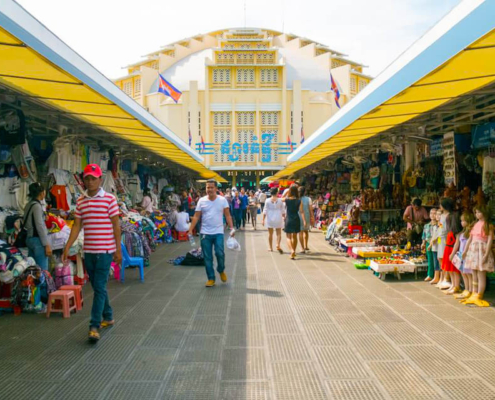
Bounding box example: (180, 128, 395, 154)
(59, 285, 84, 311)
(46, 290, 77, 318)
(177, 231, 189, 241)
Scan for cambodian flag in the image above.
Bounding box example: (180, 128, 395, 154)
(330, 73, 341, 109)
(300, 126, 305, 144)
(188, 126, 192, 147)
(201, 135, 206, 153)
(158, 74, 182, 103)
(287, 135, 293, 152)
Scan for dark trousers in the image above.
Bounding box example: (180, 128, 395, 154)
(85, 252, 113, 328)
(233, 208, 242, 229)
(241, 209, 247, 227)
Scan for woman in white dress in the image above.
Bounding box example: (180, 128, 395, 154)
(262, 187, 286, 253)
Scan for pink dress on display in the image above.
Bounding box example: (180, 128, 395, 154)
(464, 221, 494, 272)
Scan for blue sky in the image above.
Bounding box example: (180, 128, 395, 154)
(16, 0, 461, 79)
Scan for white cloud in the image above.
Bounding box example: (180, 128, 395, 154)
(15, 0, 461, 78)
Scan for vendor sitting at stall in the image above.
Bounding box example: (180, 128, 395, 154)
(403, 198, 429, 245)
(140, 189, 154, 214)
(174, 205, 190, 233)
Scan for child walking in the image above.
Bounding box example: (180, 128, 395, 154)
(462, 206, 494, 307)
(422, 208, 436, 282)
(450, 212, 475, 300)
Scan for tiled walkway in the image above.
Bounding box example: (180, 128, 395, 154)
(2, 224, 495, 399)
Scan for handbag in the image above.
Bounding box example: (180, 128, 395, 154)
(13, 202, 38, 248)
(452, 252, 463, 269)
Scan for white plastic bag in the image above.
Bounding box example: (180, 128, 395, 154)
(227, 237, 241, 252)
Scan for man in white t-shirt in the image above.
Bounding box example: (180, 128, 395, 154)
(189, 179, 235, 287)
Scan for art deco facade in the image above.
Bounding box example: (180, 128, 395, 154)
(114, 28, 372, 184)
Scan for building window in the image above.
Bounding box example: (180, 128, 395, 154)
(260, 68, 278, 87)
(236, 68, 255, 86)
(216, 52, 234, 65)
(257, 43, 267, 49)
(257, 53, 274, 64)
(212, 68, 231, 87)
(240, 43, 251, 50)
(213, 112, 231, 126)
(223, 44, 235, 50)
(134, 78, 141, 95)
(350, 77, 357, 93)
(236, 129, 256, 162)
(237, 53, 254, 64)
(213, 128, 231, 163)
(123, 81, 132, 96)
(358, 79, 368, 91)
(261, 111, 279, 126)
(150, 61, 158, 70)
(236, 111, 255, 126)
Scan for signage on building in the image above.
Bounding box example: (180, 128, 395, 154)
(472, 122, 495, 149)
(195, 133, 297, 162)
(443, 131, 456, 185)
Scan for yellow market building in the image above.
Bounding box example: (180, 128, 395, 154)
(114, 28, 372, 186)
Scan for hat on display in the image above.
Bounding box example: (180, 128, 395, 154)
(83, 164, 102, 178)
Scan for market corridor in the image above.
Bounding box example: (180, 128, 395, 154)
(2, 226, 495, 400)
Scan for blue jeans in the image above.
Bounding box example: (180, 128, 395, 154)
(84, 252, 113, 328)
(200, 234, 225, 281)
(233, 208, 242, 229)
(26, 237, 48, 270)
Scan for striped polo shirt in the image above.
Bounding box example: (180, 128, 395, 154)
(75, 188, 119, 253)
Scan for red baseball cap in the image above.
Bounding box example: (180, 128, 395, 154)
(83, 164, 102, 178)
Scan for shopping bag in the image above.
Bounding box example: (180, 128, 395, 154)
(227, 237, 241, 252)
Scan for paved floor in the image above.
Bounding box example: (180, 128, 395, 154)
(2, 224, 495, 399)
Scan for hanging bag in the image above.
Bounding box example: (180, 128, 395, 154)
(13, 201, 38, 248)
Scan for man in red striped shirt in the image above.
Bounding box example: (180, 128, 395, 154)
(63, 164, 122, 342)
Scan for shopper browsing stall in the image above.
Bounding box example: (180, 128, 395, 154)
(403, 198, 429, 245)
(62, 164, 122, 342)
(24, 182, 52, 270)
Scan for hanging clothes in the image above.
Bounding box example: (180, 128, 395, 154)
(50, 185, 70, 211)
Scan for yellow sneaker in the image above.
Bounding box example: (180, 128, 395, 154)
(220, 272, 228, 283)
(205, 280, 215, 287)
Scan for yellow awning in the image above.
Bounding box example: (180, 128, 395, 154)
(0, 13, 225, 183)
(275, 1, 495, 179)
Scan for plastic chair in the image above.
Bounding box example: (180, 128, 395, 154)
(46, 290, 77, 318)
(59, 285, 84, 310)
(177, 231, 189, 241)
(120, 243, 144, 283)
